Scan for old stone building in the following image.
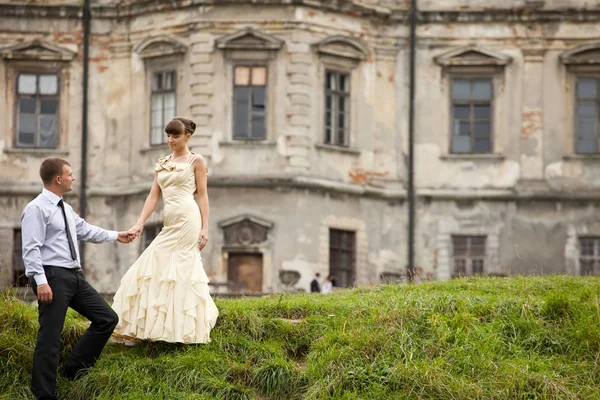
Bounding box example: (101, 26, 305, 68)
(1, 0, 600, 294)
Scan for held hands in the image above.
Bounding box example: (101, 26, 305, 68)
(117, 231, 136, 243)
(37, 283, 53, 304)
(128, 223, 144, 240)
(198, 229, 209, 251)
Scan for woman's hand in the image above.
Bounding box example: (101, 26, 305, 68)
(129, 222, 144, 239)
(198, 229, 209, 251)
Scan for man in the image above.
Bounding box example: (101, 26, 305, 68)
(310, 272, 320, 293)
(22, 158, 134, 400)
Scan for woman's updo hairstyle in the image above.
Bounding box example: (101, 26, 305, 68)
(173, 116, 196, 135)
(165, 119, 185, 135)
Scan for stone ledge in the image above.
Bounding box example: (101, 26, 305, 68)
(563, 154, 600, 161)
(315, 143, 361, 155)
(3, 147, 70, 156)
(439, 153, 506, 161)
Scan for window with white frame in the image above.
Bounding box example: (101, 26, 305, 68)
(451, 78, 493, 154)
(16, 73, 59, 148)
(150, 70, 177, 145)
(324, 70, 350, 146)
(575, 78, 600, 154)
(233, 65, 267, 140)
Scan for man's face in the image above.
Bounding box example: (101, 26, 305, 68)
(58, 165, 75, 193)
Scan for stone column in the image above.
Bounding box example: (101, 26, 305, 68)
(520, 48, 546, 181)
(189, 30, 215, 157)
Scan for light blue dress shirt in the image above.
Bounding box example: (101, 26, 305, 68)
(21, 188, 118, 286)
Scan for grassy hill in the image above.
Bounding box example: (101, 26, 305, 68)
(1, 276, 600, 399)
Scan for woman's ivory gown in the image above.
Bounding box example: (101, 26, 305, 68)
(112, 154, 218, 343)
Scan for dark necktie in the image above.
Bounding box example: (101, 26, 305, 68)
(58, 199, 77, 260)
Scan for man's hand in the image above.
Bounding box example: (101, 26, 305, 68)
(117, 231, 135, 243)
(37, 283, 53, 304)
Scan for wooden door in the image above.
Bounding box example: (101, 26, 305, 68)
(227, 253, 263, 293)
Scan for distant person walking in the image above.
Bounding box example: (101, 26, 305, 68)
(321, 274, 335, 294)
(310, 273, 321, 293)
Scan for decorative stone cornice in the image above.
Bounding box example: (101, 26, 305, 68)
(215, 27, 283, 51)
(2, 2, 600, 24)
(0, 39, 76, 61)
(434, 46, 512, 67)
(314, 36, 369, 61)
(133, 35, 187, 59)
(560, 43, 600, 65)
(218, 214, 274, 229)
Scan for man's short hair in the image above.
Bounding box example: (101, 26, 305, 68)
(40, 158, 70, 185)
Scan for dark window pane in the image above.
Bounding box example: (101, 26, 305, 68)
(452, 80, 470, 100)
(454, 259, 466, 275)
(452, 136, 471, 153)
(251, 113, 266, 139)
(336, 128, 346, 146)
(40, 98, 58, 114)
(454, 105, 469, 120)
(453, 237, 468, 256)
(165, 71, 176, 90)
(338, 96, 347, 113)
(234, 87, 250, 138)
(577, 139, 597, 153)
(325, 94, 332, 110)
(252, 87, 266, 108)
(577, 103, 597, 118)
(338, 112, 345, 130)
(339, 73, 349, 92)
(39, 115, 57, 148)
(473, 139, 490, 153)
(474, 122, 490, 138)
(18, 132, 35, 146)
(579, 119, 597, 139)
(18, 74, 36, 94)
(453, 121, 470, 137)
(473, 80, 492, 100)
(581, 260, 595, 276)
(472, 259, 484, 274)
(19, 114, 36, 133)
(19, 97, 36, 114)
(471, 237, 486, 255)
(325, 127, 332, 143)
(152, 72, 162, 91)
(474, 105, 491, 119)
(581, 238, 595, 256)
(577, 79, 598, 99)
(327, 72, 335, 90)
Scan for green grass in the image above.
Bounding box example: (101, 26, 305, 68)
(2, 276, 600, 399)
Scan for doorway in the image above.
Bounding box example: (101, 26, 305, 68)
(227, 253, 263, 293)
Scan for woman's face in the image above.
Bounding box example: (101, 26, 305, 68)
(166, 130, 191, 151)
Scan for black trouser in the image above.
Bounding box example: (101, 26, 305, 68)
(30, 266, 118, 400)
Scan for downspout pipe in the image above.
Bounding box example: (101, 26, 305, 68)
(80, 0, 91, 268)
(407, 0, 417, 282)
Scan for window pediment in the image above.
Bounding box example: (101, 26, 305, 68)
(0, 39, 76, 61)
(133, 36, 187, 59)
(434, 46, 512, 67)
(560, 43, 600, 65)
(315, 36, 369, 61)
(219, 214, 273, 246)
(216, 28, 283, 51)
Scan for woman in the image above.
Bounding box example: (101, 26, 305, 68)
(112, 117, 218, 344)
